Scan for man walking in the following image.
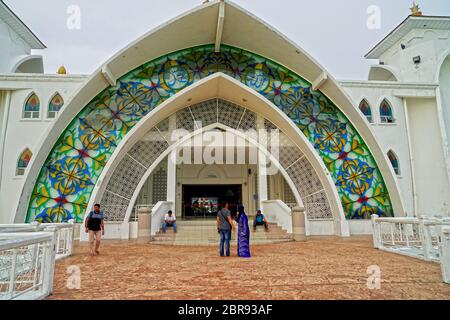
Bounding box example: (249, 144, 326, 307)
(217, 202, 234, 257)
(85, 204, 105, 256)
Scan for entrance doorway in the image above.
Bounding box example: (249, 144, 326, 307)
(182, 185, 242, 219)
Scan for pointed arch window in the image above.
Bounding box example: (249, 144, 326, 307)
(359, 99, 373, 123)
(17, 149, 32, 176)
(387, 150, 400, 175)
(48, 93, 64, 119)
(23, 93, 40, 119)
(380, 99, 395, 123)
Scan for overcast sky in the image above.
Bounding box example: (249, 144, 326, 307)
(5, 0, 450, 79)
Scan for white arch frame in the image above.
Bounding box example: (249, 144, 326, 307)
(16, 1, 406, 222)
(109, 123, 306, 224)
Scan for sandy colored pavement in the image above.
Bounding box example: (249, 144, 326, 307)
(48, 238, 450, 300)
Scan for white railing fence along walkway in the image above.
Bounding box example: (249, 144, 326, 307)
(371, 215, 450, 284)
(0, 232, 55, 300)
(0, 220, 75, 260)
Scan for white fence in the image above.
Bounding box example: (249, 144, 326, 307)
(0, 232, 55, 300)
(0, 220, 75, 260)
(371, 215, 450, 284)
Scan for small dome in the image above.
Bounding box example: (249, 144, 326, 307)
(57, 65, 67, 75)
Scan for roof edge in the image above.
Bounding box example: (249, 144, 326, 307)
(365, 15, 450, 59)
(0, 0, 46, 49)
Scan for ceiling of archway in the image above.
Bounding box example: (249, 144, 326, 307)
(27, 44, 393, 223)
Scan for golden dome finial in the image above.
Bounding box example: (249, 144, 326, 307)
(57, 65, 67, 75)
(410, 2, 423, 16)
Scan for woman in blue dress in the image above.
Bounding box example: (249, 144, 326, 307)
(236, 205, 251, 258)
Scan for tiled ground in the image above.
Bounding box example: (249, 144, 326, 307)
(48, 238, 450, 300)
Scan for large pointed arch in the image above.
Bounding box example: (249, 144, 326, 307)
(16, 1, 404, 223)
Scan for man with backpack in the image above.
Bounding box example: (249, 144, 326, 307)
(217, 202, 234, 257)
(85, 204, 105, 256)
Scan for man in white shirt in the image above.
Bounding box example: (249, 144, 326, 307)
(162, 210, 177, 233)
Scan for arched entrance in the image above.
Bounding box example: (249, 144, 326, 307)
(19, 45, 398, 227)
(86, 93, 349, 236)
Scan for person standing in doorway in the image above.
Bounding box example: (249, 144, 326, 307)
(217, 202, 234, 257)
(85, 204, 105, 256)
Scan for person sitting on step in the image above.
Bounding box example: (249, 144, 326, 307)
(162, 210, 177, 233)
(253, 210, 269, 232)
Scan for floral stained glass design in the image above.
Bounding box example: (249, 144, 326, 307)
(23, 94, 40, 119)
(27, 45, 393, 223)
(359, 100, 373, 123)
(388, 151, 400, 175)
(17, 149, 32, 176)
(380, 99, 394, 123)
(48, 94, 64, 118)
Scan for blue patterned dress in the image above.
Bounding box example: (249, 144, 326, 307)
(237, 211, 251, 258)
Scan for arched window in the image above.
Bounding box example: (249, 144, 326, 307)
(380, 99, 395, 123)
(359, 99, 373, 123)
(17, 149, 32, 176)
(48, 93, 64, 119)
(387, 150, 400, 175)
(23, 93, 40, 119)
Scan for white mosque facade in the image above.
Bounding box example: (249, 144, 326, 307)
(0, 0, 449, 239)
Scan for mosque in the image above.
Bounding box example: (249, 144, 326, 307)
(0, 0, 449, 241)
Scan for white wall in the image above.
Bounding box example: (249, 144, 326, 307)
(341, 84, 414, 216)
(0, 19, 32, 73)
(439, 55, 450, 167)
(0, 76, 85, 223)
(407, 98, 450, 216)
(379, 28, 450, 83)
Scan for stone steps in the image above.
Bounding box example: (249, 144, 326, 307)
(151, 220, 292, 246)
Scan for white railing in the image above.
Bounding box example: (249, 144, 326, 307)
(0, 220, 75, 260)
(371, 215, 450, 284)
(439, 226, 450, 284)
(0, 232, 55, 300)
(261, 200, 293, 233)
(150, 202, 173, 236)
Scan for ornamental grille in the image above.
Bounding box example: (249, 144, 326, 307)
(152, 167, 167, 203)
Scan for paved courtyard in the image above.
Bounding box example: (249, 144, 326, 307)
(48, 237, 450, 300)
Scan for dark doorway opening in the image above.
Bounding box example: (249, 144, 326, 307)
(182, 184, 242, 219)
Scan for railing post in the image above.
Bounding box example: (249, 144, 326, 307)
(137, 207, 152, 244)
(291, 206, 306, 242)
(371, 214, 381, 249)
(43, 227, 57, 296)
(438, 226, 450, 284)
(419, 216, 431, 261)
(8, 249, 18, 299)
(68, 219, 75, 256)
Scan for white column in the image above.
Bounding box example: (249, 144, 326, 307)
(167, 150, 177, 205)
(256, 115, 267, 210)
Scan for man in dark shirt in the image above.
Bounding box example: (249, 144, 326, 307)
(85, 204, 105, 256)
(217, 202, 234, 257)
